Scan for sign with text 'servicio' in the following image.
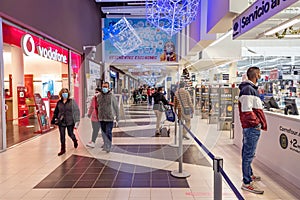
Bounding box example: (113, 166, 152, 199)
(232, 0, 298, 39)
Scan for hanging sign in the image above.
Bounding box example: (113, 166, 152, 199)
(233, 0, 298, 39)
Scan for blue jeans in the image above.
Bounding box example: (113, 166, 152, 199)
(242, 127, 261, 184)
(100, 121, 114, 150)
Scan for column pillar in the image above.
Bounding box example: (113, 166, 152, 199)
(0, 19, 6, 151)
(11, 46, 24, 125)
(209, 69, 214, 84)
(229, 62, 237, 84)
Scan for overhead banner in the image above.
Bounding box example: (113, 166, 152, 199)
(103, 18, 177, 63)
(233, 0, 298, 39)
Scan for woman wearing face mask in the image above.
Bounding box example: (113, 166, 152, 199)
(86, 88, 101, 148)
(152, 87, 173, 136)
(51, 88, 80, 156)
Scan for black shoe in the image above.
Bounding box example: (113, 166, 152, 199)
(73, 139, 78, 148)
(58, 144, 66, 156)
(58, 149, 66, 156)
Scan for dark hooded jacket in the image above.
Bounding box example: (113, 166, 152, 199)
(238, 80, 267, 131)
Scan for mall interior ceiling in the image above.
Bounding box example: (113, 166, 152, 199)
(95, 0, 300, 83)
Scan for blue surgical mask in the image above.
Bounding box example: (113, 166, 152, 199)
(62, 93, 68, 99)
(102, 88, 108, 93)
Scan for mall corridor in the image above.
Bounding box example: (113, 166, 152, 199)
(0, 103, 299, 200)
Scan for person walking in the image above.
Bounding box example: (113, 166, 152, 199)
(51, 88, 80, 156)
(174, 82, 194, 140)
(86, 88, 101, 148)
(152, 87, 172, 136)
(238, 66, 267, 194)
(147, 86, 152, 105)
(97, 82, 119, 153)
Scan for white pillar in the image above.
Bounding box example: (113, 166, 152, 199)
(11, 46, 24, 125)
(0, 19, 6, 151)
(229, 62, 237, 84)
(104, 63, 110, 83)
(209, 69, 214, 84)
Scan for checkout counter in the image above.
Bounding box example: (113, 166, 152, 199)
(233, 104, 300, 187)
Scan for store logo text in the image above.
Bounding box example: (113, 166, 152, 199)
(21, 34, 67, 64)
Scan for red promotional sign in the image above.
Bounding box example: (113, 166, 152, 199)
(269, 69, 278, 80)
(33, 93, 52, 133)
(2, 23, 68, 64)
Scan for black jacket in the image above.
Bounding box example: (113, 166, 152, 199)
(51, 99, 80, 126)
(152, 92, 169, 111)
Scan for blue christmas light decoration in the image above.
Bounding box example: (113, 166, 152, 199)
(146, 0, 200, 36)
(102, 17, 142, 55)
(102, 22, 120, 41)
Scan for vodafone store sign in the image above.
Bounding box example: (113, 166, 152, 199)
(3, 23, 68, 64)
(21, 34, 67, 63)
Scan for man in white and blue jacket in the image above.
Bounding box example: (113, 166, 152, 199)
(238, 66, 267, 194)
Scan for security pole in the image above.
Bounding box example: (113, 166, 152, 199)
(169, 115, 178, 147)
(171, 120, 190, 178)
(213, 157, 223, 200)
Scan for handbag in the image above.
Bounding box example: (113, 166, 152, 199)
(153, 101, 165, 112)
(54, 114, 64, 125)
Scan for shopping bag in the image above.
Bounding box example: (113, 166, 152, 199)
(165, 107, 175, 122)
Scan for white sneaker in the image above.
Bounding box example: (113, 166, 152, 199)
(86, 142, 95, 148)
(241, 182, 264, 194)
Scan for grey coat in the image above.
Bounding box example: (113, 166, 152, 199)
(97, 91, 119, 122)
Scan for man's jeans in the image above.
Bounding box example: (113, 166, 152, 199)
(100, 121, 114, 150)
(242, 127, 261, 184)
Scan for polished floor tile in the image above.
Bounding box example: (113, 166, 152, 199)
(34, 155, 189, 189)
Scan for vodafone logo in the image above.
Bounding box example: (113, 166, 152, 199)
(21, 33, 68, 64)
(21, 34, 35, 56)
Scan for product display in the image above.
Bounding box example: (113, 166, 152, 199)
(209, 87, 219, 124)
(201, 85, 209, 119)
(218, 87, 233, 130)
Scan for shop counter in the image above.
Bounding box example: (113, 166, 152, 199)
(233, 105, 300, 187)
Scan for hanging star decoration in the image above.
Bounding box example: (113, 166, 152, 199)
(102, 22, 120, 41)
(146, 0, 200, 36)
(103, 17, 142, 55)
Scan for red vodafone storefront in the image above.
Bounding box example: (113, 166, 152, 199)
(0, 20, 82, 148)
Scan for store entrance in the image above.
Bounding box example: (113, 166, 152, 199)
(3, 44, 69, 147)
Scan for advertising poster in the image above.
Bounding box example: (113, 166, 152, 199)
(33, 93, 51, 133)
(103, 18, 177, 63)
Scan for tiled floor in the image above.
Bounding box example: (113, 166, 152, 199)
(35, 155, 189, 189)
(6, 118, 40, 148)
(0, 103, 299, 200)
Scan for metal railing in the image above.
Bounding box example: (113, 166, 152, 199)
(171, 118, 244, 200)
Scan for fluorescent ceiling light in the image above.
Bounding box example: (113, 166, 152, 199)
(265, 18, 300, 36)
(208, 30, 233, 47)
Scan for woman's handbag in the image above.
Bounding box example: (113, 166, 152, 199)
(153, 101, 166, 112)
(54, 115, 64, 125)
